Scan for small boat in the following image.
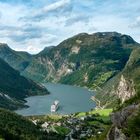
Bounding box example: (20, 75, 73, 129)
(51, 100, 59, 112)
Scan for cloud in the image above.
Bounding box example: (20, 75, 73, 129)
(21, 0, 72, 22)
(26, 45, 42, 54)
(0, 24, 44, 43)
(0, 0, 140, 54)
(129, 16, 140, 28)
(65, 14, 90, 26)
(43, 0, 71, 13)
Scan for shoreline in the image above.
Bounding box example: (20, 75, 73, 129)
(15, 83, 97, 117)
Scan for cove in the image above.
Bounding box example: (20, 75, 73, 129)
(15, 83, 96, 116)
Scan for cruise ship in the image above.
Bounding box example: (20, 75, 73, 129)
(51, 100, 59, 112)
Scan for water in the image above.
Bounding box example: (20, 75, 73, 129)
(16, 83, 95, 116)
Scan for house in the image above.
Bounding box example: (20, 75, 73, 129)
(32, 120, 38, 125)
(41, 122, 49, 129)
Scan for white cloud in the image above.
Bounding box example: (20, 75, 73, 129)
(26, 45, 42, 54)
(43, 0, 71, 13)
(129, 16, 140, 28)
(0, 0, 140, 54)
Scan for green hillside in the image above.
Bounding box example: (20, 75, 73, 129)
(119, 48, 140, 106)
(22, 32, 137, 89)
(0, 58, 49, 110)
(0, 108, 44, 140)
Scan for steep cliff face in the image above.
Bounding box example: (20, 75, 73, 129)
(107, 126, 126, 140)
(94, 75, 136, 109)
(105, 48, 140, 139)
(95, 47, 140, 108)
(116, 75, 136, 103)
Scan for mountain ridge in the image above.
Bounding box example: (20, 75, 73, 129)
(0, 43, 32, 72)
(22, 32, 138, 84)
(0, 32, 138, 108)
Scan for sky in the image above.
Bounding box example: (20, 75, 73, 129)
(0, 0, 140, 54)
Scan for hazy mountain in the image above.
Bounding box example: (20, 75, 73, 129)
(0, 43, 32, 71)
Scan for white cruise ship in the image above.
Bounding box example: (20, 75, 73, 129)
(51, 100, 59, 112)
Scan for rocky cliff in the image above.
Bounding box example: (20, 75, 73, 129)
(116, 75, 136, 103)
(104, 48, 140, 139)
(107, 104, 139, 140)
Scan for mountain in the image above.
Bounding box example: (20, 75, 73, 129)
(0, 58, 49, 110)
(22, 32, 137, 87)
(0, 32, 139, 109)
(0, 43, 31, 71)
(95, 47, 140, 108)
(105, 48, 140, 140)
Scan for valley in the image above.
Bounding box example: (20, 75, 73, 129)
(0, 0, 140, 139)
(0, 32, 140, 140)
(0, 32, 139, 108)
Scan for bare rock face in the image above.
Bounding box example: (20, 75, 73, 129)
(107, 104, 139, 140)
(116, 75, 136, 103)
(71, 46, 80, 54)
(107, 127, 126, 140)
(111, 104, 139, 128)
(114, 127, 126, 140)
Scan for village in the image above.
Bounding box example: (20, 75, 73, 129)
(30, 109, 111, 140)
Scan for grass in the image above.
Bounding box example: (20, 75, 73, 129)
(46, 114, 62, 120)
(76, 109, 113, 117)
(91, 71, 115, 89)
(90, 109, 113, 116)
(85, 109, 112, 140)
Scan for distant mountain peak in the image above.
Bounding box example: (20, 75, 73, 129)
(0, 43, 10, 49)
(93, 31, 121, 36)
(0, 43, 8, 46)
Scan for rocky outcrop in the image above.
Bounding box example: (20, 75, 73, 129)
(71, 46, 80, 54)
(111, 104, 139, 128)
(116, 75, 136, 103)
(107, 126, 126, 140)
(107, 104, 139, 140)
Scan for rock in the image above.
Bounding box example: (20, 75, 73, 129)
(107, 126, 126, 140)
(116, 75, 136, 103)
(111, 104, 139, 128)
(107, 104, 139, 140)
(114, 127, 126, 140)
